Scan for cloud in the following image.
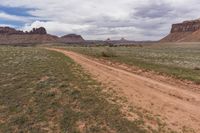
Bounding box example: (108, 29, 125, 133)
(134, 2, 173, 18)
(0, 0, 200, 40)
(0, 23, 15, 27)
(22, 21, 91, 36)
(0, 12, 29, 22)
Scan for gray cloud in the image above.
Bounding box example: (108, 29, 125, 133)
(134, 2, 173, 18)
(1, 0, 200, 40)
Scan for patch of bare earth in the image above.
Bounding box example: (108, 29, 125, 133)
(76, 121, 86, 133)
(0, 105, 7, 124)
(47, 48, 200, 133)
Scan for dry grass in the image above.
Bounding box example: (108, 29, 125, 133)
(58, 43, 200, 83)
(0, 46, 161, 133)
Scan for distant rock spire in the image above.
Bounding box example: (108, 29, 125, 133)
(106, 38, 111, 41)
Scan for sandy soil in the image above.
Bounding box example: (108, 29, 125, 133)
(47, 48, 200, 132)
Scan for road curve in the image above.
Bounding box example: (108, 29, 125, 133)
(46, 48, 200, 132)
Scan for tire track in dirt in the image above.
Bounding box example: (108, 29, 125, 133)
(47, 48, 200, 132)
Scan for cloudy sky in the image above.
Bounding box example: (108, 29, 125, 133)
(0, 0, 199, 40)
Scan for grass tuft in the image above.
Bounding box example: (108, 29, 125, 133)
(60, 44, 200, 83)
(0, 46, 160, 133)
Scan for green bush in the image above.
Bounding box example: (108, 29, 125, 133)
(101, 48, 117, 57)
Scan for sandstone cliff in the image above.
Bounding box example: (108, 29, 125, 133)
(161, 19, 200, 42)
(171, 20, 200, 33)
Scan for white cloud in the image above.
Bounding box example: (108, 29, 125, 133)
(0, 23, 15, 27)
(0, 12, 29, 22)
(22, 21, 91, 36)
(1, 0, 200, 40)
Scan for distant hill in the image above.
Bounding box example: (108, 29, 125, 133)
(0, 27, 58, 45)
(0, 26, 156, 46)
(160, 19, 200, 42)
(60, 34, 85, 43)
(0, 27, 86, 45)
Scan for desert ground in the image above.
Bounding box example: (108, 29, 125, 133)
(1, 43, 200, 133)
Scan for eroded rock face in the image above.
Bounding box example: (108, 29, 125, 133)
(171, 20, 200, 33)
(0, 27, 47, 35)
(0, 27, 59, 45)
(29, 27, 47, 34)
(161, 19, 200, 42)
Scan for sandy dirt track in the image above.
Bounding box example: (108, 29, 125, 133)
(47, 48, 200, 132)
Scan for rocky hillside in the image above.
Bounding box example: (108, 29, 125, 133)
(0, 27, 86, 45)
(0, 27, 47, 35)
(0, 27, 24, 35)
(161, 19, 200, 42)
(0, 27, 58, 45)
(60, 34, 85, 43)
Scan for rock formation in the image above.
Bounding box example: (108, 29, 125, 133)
(106, 38, 111, 41)
(171, 20, 200, 33)
(119, 37, 128, 42)
(0, 27, 58, 45)
(0, 27, 47, 35)
(120, 37, 126, 41)
(161, 19, 200, 42)
(0, 27, 88, 45)
(60, 34, 85, 43)
(0, 27, 24, 35)
(28, 27, 47, 34)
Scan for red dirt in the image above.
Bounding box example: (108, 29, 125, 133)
(47, 48, 200, 132)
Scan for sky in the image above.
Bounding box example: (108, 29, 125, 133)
(0, 0, 200, 40)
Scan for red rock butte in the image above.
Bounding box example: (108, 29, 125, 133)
(161, 19, 200, 42)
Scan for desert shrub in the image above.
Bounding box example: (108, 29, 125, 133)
(101, 48, 117, 57)
(194, 67, 200, 70)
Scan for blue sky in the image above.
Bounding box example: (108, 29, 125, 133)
(0, 0, 200, 40)
(0, 6, 34, 17)
(0, 6, 33, 27)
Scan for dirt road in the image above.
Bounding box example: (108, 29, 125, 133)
(47, 48, 200, 132)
